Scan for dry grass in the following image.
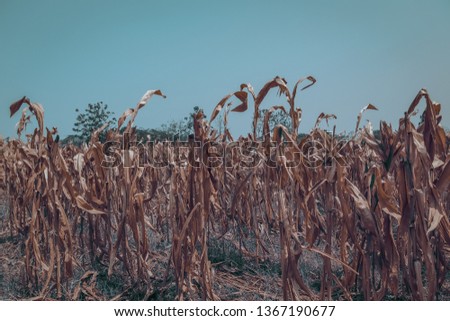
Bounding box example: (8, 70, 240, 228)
(0, 77, 449, 300)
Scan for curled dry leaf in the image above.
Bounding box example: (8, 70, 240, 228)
(314, 112, 337, 128)
(210, 91, 248, 123)
(10, 96, 29, 117)
(138, 89, 166, 108)
(355, 103, 378, 134)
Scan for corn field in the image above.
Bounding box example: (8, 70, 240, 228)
(0, 76, 449, 300)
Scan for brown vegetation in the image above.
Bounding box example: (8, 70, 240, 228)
(0, 77, 449, 300)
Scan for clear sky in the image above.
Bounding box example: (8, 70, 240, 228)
(1, 0, 449, 138)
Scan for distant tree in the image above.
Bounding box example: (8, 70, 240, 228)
(160, 106, 206, 140)
(256, 108, 291, 138)
(373, 129, 381, 140)
(132, 106, 206, 142)
(72, 102, 116, 143)
(134, 128, 173, 142)
(60, 134, 84, 146)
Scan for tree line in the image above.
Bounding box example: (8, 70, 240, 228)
(62, 102, 301, 145)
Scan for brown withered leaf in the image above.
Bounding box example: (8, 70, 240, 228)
(125, 89, 166, 132)
(355, 103, 378, 133)
(75, 195, 106, 215)
(117, 108, 134, 130)
(10, 96, 29, 117)
(346, 178, 379, 236)
(138, 89, 166, 108)
(240, 83, 256, 100)
(314, 112, 337, 128)
(210, 91, 248, 123)
(436, 157, 450, 191)
(292, 76, 316, 102)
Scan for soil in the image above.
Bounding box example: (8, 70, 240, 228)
(0, 191, 448, 301)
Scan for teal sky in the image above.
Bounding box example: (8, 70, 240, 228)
(1, 0, 449, 138)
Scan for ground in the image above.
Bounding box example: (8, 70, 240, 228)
(0, 191, 448, 301)
(0, 190, 285, 300)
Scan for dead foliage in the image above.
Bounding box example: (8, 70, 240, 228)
(0, 77, 449, 300)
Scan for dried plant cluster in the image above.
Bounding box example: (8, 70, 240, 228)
(0, 77, 449, 300)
